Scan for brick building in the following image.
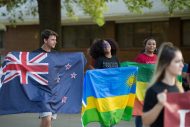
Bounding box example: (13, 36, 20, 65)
(0, 0, 190, 65)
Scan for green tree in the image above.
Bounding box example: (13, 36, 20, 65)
(0, 0, 190, 50)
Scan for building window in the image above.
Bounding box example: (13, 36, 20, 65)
(116, 23, 133, 48)
(151, 22, 169, 45)
(182, 20, 190, 47)
(133, 23, 151, 47)
(116, 21, 169, 49)
(0, 31, 4, 49)
(62, 25, 104, 48)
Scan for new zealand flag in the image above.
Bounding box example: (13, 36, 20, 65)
(0, 51, 86, 115)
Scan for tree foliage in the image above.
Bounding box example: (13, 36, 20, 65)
(0, 0, 190, 26)
(0, 0, 37, 24)
(161, 0, 190, 14)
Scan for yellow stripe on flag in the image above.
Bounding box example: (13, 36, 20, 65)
(82, 94, 135, 113)
(136, 81, 148, 101)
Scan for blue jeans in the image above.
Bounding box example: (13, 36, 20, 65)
(135, 116, 142, 127)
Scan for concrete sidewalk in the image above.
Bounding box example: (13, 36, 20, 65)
(0, 113, 135, 127)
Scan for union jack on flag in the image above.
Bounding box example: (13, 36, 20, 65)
(2, 52, 48, 85)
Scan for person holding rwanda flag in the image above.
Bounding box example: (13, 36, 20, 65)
(133, 37, 157, 127)
(88, 38, 119, 127)
(82, 38, 137, 127)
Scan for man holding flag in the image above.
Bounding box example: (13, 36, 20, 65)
(0, 29, 86, 127)
(33, 29, 58, 127)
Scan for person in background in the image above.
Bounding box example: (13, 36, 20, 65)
(0, 67, 2, 89)
(89, 38, 120, 69)
(133, 37, 157, 127)
(34, 29, 58, 127)
(186, 63, 190, 91)
(134, 37, 157, 64)
(89, 38, 119, 127)
(142, 42, 184, 127)
(181, 63, 190, 91)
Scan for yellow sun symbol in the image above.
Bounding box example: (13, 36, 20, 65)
(126, 75, 136, 87)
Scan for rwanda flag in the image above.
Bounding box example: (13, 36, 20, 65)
(81, 67, 138, 127)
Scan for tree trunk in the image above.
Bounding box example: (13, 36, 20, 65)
(37, 0, 61, 50)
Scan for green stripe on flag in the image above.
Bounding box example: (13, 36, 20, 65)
(82, 106, 133, 127)
(177, 75, 182, 83)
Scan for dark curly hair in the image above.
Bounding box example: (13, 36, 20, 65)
(143, 37, 156, 46)
(89, 38, 118, 60)
(141, 37, 158, 54)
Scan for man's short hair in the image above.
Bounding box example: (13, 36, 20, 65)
(41, 29, 58, 41)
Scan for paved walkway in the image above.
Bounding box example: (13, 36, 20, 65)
(0, 113, 136, 127)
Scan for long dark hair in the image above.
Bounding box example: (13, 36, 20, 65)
(89, 38, 118, 60)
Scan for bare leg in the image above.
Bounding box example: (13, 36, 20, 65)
(40, 115, 52, 127)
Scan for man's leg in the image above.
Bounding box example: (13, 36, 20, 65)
(40, 115, 52, 127)
(39, 112, 53, 127)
